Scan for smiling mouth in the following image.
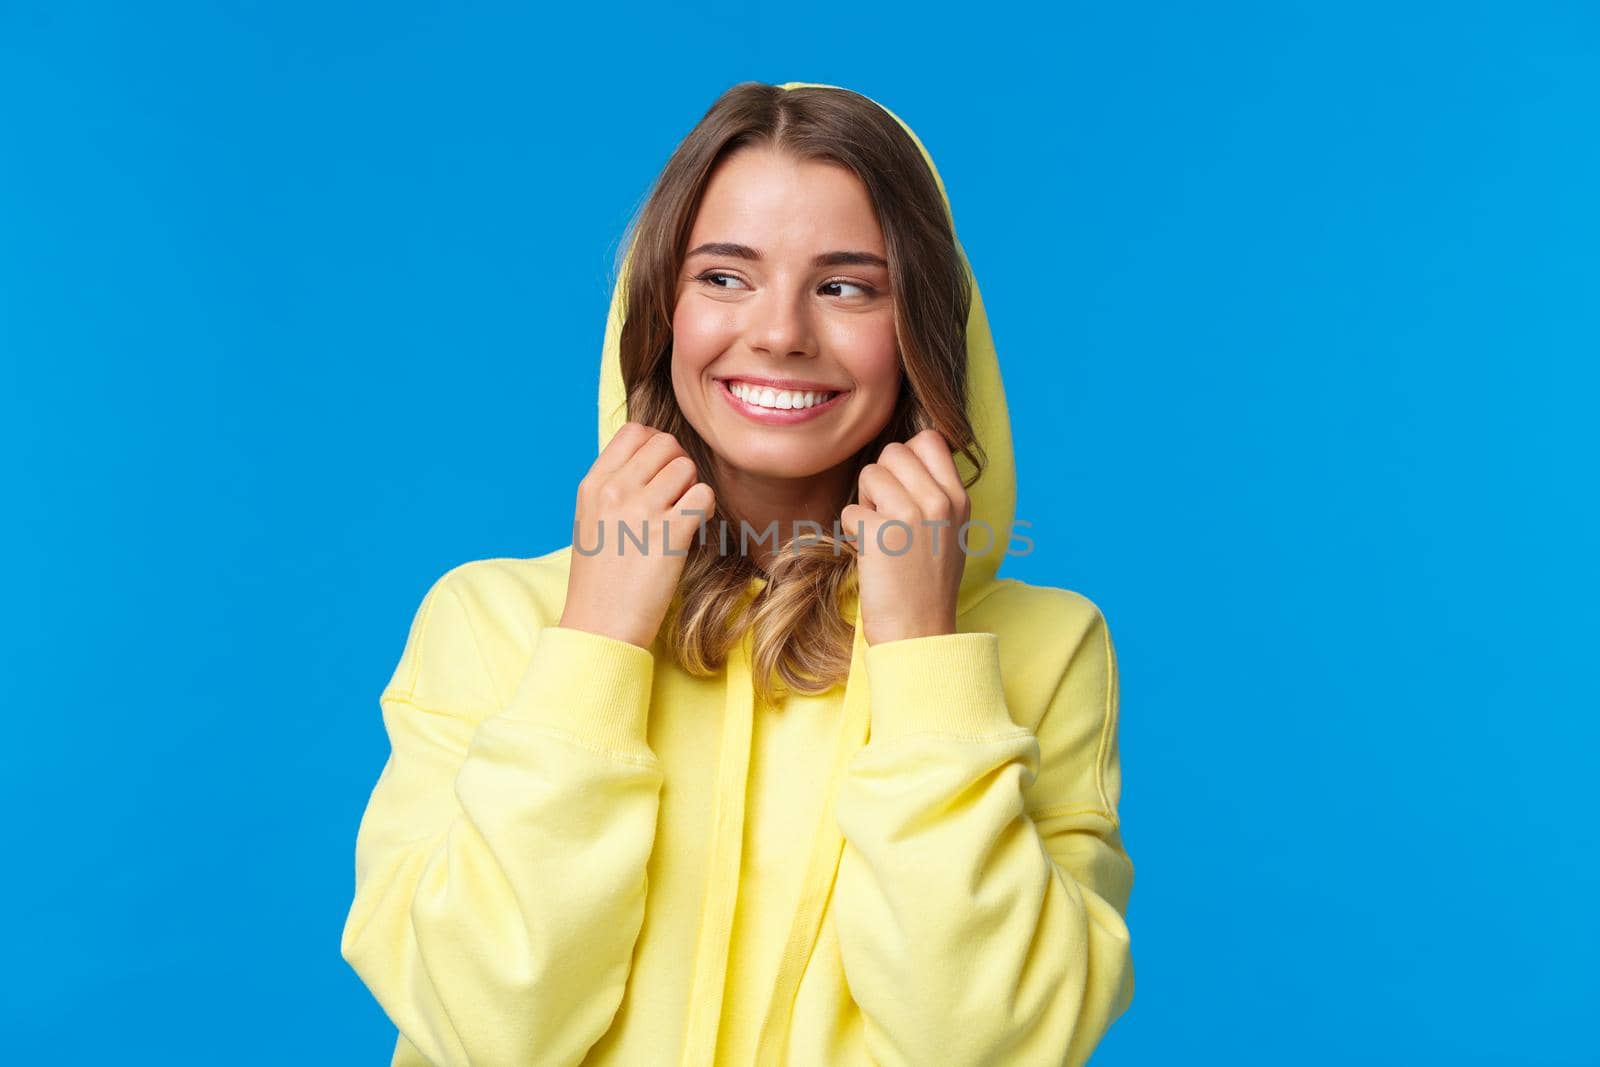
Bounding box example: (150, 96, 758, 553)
(715, 378, 850, 423)
(720, 379, 844, 411)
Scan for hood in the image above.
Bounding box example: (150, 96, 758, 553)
(586, 87, 1022, 1057)
(594, 80, 1016, 622)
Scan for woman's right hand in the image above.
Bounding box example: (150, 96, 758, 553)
(558, 422, 716, 649)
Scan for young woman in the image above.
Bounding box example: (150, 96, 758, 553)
(341, 81, 1135, 1067)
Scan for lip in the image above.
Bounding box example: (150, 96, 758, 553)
(715, 377, 849, 425)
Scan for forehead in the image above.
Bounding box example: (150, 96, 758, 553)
(687, 147, 885, 254)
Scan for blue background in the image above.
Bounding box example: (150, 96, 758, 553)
(3, 2, 1595, 1063)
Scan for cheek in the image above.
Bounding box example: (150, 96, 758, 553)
(671, 299, 734, 374)
(830, 316, 902, 395)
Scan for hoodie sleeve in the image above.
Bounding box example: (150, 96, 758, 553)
(832, 605, 1135, 1067)
(339, 567, 665, 1067)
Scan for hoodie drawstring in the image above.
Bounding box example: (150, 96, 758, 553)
(677, 595, 873, 1066)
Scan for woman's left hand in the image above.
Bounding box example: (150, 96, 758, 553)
(841, 429, 971, 646)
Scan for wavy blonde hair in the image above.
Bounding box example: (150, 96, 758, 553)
(613, 82, 983, 705)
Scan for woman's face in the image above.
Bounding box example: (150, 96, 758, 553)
(671, 146, 901, 487)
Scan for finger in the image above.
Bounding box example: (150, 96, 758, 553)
(667, 482, 715, 553)
(617, 430, 689, 489)
(590, 421, 658, 479)
(858, 461, 916, 519)
(839, 502, 873, 546)
(645, 454, 699, 512)
(877, 440, 959, 520)
(904, 429, 966, 506)
(674, 478, 716, 517)
(856, 465, 920, 557)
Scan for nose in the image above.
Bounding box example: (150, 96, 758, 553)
(744, 282, 816, 359)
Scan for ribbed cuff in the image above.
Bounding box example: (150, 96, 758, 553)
(500, 626, 658, 760)
(862, 631, 1019, 742)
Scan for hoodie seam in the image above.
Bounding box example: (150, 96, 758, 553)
(446, 579, 505, 710)
(497, 722, 663, 769)
(862, 725, 1035, 747)
(380, 693, 463, 721)
(399, 582, 439, 700)
(1026, 801, 1117, 822)
(378, 695, 658, 769)
(1093, 607, 1117, 817)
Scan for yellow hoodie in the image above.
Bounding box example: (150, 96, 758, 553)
(340, 82, 1135, 1067)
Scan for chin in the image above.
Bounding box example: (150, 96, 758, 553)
(716, 432, 847, 482)
(726, 453, 843, 483)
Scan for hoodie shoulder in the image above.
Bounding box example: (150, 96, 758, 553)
(443, 547, 573, 626)
(961, 577, 1114, 712)
(389, 548, 576, 718)
(963, 577, 1110, 645)
(970, 578, 1121, 818)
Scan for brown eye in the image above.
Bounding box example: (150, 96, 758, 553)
(694, 271, 747, 290)
(822, 280, 876, 298)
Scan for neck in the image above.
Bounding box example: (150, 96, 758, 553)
(710, 455, 855, 574)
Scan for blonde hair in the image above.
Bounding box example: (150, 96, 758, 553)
(614, 82, 983, 705)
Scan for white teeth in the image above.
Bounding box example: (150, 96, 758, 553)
(729, 382, 836, 411)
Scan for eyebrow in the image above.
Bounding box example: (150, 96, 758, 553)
(685, 241, 889, 270)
